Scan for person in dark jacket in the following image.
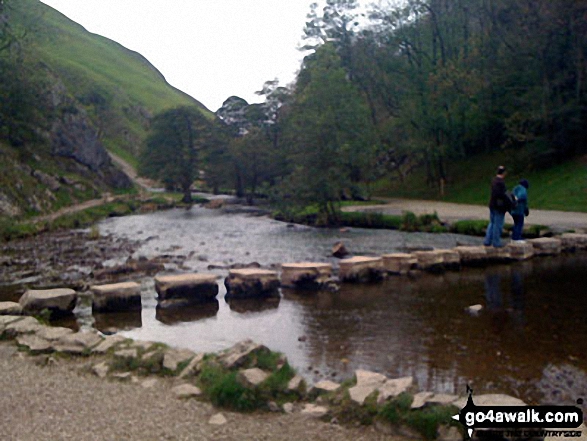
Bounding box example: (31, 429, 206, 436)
(483, 165, 510, 248)
(510, 179, 529, 241)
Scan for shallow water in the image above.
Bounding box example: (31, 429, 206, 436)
(91, 207, 587, 406)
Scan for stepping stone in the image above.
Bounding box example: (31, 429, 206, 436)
(382, 253, 418, 275)
(155, 273, 219, 308)
(561, 233, 587, 252)
(414, 250, 445, 272)
(438, 249, 461, 270)
(224, 269, 279, 299)
(280, 262, 333, 289)
(454, 246, 488, 266)
(507, 241, 534, 260)
(528, 238, 562, 255)
(19, 288, 77, 317)
(91, 282, 141, 313)
(485, 246, 512, 262)
(16, 334, 52, 354)
(339, 256, 385, 282)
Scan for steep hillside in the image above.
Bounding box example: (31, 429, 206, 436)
(0, 0, 210, 218)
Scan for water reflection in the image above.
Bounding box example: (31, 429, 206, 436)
(155, 301, 219, 325)
(94, 311, 142, 334)
(226, 297, 280, 314)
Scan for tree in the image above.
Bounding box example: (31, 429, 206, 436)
(281, 44, 377, 223)
(139, 106, 212, 203)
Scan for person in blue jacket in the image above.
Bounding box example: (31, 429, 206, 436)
(510, 179, 529, 241)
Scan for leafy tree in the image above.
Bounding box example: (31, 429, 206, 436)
(139, 106, 212, 203)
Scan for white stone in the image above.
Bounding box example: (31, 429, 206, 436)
(0, 302, 23, 315)
(287, 375, 304, 392)
(53, 332, 103, 354)
(238, 368, 269, 387)
(377, 376, 413, 404)
(36, 326, 74, 341)
(91, 335, 127, 354)
(301, 403, 329, 418)
(172, 384, 202, 398)
(467, 304, 483, 314)
(178, 353, 205, 379)
(283, 403, 294, 414)
(208, 413, 227, 425)
(92, 361, 110, 378)
(141, 378, 158, 389)
(313, 380, 340, 393)
(163, 348, 196, 372)
(411, 391, 434, 409)
(16, 334, 52, 353)
(349, 370, 388, 405)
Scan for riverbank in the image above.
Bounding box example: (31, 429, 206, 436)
(0, 342, 401, 441)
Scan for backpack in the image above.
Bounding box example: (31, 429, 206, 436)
(505, 190, 518, 211)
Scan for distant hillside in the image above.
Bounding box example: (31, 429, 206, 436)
(0, 0, 211, 218)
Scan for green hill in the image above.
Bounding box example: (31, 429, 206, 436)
(0, 0, 211, 218)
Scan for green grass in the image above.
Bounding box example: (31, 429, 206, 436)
(372, 152, 587, 212)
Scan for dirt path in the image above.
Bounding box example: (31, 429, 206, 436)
(0, 343, 403, 441)
(343, 198, 587, 232)
(107, 150, 159, 192)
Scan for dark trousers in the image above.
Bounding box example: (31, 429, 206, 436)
(511, 214, 524, 240)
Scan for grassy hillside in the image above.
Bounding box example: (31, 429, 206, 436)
(372, 152, 587, 213)
(25, 0, 211, 160)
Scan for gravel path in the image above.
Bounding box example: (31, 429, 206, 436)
(0, 343, 403, 441)
(343, 198, 587, 231)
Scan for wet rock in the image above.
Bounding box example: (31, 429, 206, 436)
(438, 249, 462, 270)
(338, 256, 385, 283)
(237, 368, 269, 388)
(52, 331, 103, 354)
(332, 242, 349, 258)
(224, 269, 279, 299)
(217, 339, 270, 369)
(155, 273, 219, 308)
(281, 262, 333, 290)
(208, 413, 227, 425)
(528, 238, 562, 256)
(19, 288, 77, 317)
(414, 250, 445, 273)
(485, 246, 513, 262)
(172, 384, 202, 399)
(349, 370, 388, 405)
(0, 302, 23, 315)
(163, 348, 196, 372)
(561, 233, 587, 252)
(91, 282, 142, 313)
(382, 253, 418, 275)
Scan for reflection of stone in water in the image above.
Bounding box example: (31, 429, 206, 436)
(537, 364, 587, 418)
(226, 297, 280, 314)
(93, 310, 142, 334)
(155, 301, 219, 325)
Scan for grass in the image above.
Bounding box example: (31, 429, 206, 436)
(372, 151, 587, 212)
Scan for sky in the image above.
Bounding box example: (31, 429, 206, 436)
(39, 1, 325, 111)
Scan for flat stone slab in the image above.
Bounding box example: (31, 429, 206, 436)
(349, 370, 388, 404)
(52, 332, 103, 354)
(163, 348, 196, 372)
(3, 316, 44, 338)
(438, 249, 461, 269)
(225, 269, 279, 299)
(91, 334, 127, 354)
(280, 262, 333, 289)
(507, 241, 534, 260)
(36, 326, 74, 341)
(528, 237, 562, 255)
(0, 315, 24, 334)
(155, 273, 219, 305)
(382, 253, 417, 275)
(237, 368, 269, 387)
(454, 246, 488, 265)
(313, 380, 340, 393)
(377, 376, 414, 404)
(172, 384, 202, 399)
(16, 334, 52, 353)
(411, 391, 435, 409)
(561, 233, 587, 251)
(413, 250, 445, 271)
(484, 246, 512, 262)
(0, 302, 23, 315)
(19, 288, 77, 316)
(217, 339, 270, 369)
(339, 256, 385, 282)
(453, 393, 526, 409)
(301, 403, 329, 418)
(91, 282, 141, 313)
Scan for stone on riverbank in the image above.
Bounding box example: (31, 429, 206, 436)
(217, 339, 271, 369)
(36, 326, 74, 341)
(155, 273, 219, 308)
(528, 237, 562, 255)
(280, 263, 333, 290)
(163, 348, 196, 372)
(349, 370, 388, 405)
(3, 316, 44, 338)
(91, 334, 127, 354)
(313, 380, 341, 393)
(454, 246, 488, 266)
(507, 241, 534, 260)
(237, 368, 269, 388)
(19, 288, 77, 317)
(52, 331, 103, 354)
(0, 302, 23, 316)
(16, 334, 52, 354)
(338, 256, 385, 282)
(382, 253, 418, 275)
(91, 282, 142, 313)
(224, 269, 279, 299)
(172, 384, 202, 399)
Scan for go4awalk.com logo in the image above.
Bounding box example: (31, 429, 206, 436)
(452, 387, 584, 439)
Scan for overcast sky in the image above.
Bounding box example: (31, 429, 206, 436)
(39, 1, 327, 111)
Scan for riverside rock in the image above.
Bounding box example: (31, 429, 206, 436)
(36, 326, 74, 341)
(313, 380, 340, 393)
(19, 288, 77, 317)
(91, 282, 141, 313)
(280, 263, 333, 290)
(377, 376, 414, 404)
(172, 384, 202, 399)
(382, 253, 418, 275)
(338, 256, 385, 282)
(224, 269, 279, 299)
(91, 334, 127, 354)
(3, 316, 44, 338)
(217, 339, 270, 369)
(237, 368, 269, 387)
(16, 334, 52, 354)
(163, 348, 196, 372)
(155, 273, 219, 308)
(52, 331, 103, 354)
(438, 249, 461, 270)
(0, 302, 23, 316)
(332, 242, 349, 258)
(349, 370, 388, 405)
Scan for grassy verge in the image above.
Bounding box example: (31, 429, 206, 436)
(372, 152, 587, 212)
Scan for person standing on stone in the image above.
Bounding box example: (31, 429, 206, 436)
(483, 165, 510, 248)
(510, 179, 530, 241)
